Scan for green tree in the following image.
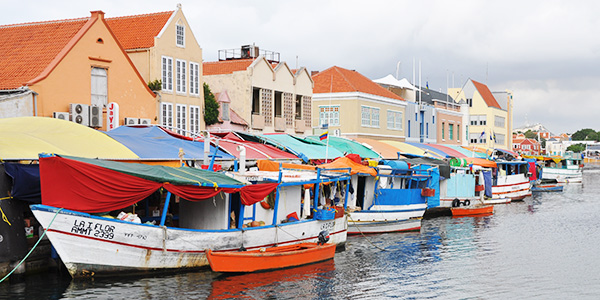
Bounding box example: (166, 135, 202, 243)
(567, 143, 586, 152)
(524, 130, 537, 139)
(203, 83, 220, 126)
(571, 128, 598, 141)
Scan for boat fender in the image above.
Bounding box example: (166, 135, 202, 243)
(318, 230, 330, 245)
(464, 199, 471, 207)
(452, 198, 460, 207)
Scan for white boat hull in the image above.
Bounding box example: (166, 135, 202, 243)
(492, 174, 531, 201)
(542, 167, 583, 183)
(31, 205, 347, 278)
(347, 204, 425, 234)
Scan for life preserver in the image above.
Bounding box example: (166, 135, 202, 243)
(452, 199, 460, 207)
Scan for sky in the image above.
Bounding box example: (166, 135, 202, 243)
(2, 0, 598, 135)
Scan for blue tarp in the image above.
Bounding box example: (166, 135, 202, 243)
(260, 134, 344, 161)
(105, 126, 234, 160)
(4, 163, 41, 203)
(381, 160, 410, 172)
(483, 170, 493, 197)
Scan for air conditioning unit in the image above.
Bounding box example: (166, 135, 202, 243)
(89, 105, 103, 127)
(53, 112, 70, 121)
(138, 118, 151, 125)
(124, 117, 139, 125)
(69, 103, 89, 126)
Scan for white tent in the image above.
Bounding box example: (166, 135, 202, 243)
(372, 74, 420, 91)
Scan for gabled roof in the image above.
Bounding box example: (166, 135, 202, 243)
(106, 11, 173, 50)
(471, 79, 501, 109)
(0, 17, 89, 90)
(203, 59, 255, 75)
(312, 66, 404, 100)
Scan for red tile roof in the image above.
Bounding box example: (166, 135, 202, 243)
(203, 59, 255, 75)
(106, 11, 172, 50)
(0, 18, 89, 90)
(312, 66, 404, 100)
(472, 79, 501, 109)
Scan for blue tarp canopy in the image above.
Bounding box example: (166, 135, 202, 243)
(105, 126, 234, 160)
(260, 134, 344, 161)
(3, 163, 41, 203)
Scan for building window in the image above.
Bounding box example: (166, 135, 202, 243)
(274, 91, 283, 117)
(162, 56, 173, 91)
(387, 110, 403, 130)
(222, 102, 230, 121)
(91, 67, 107, 107)
(176, 24, 185, 47)
(361, 106, 380, 127)
(495, 115, 505, 128)
(469, 133, 485, 144)
(449, 124, 454, 140)
(189, 105, 200, 136)
(320, 105, 339, 126)
(442, 122, 445, 140)
(161, 102, 173, 129)
(470, 115, 487, 126)
(467, 98, 472, 107)
(176, 104, 187, 135)
(457, 124, 460, 141)
(176, 59, 187, 94)
(189, 62, 200, 95)
(432, 115, 435, 124)
(496, 133, 505, 145)
(295, 95, 302, 120)
(408, 121, 411, 137)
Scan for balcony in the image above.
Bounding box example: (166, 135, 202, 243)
(274, 117, 285, 132)
(251, 114, 265, 130)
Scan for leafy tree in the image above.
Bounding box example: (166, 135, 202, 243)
(524, 130, 537, 139)
(147, 79, 162, 91)
(203, 83, 220, 126)
(571, 128, 598, 141)
(567, 143, 586, 153)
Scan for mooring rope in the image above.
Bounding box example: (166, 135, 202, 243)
(346, 212, 389, 251)
(0, 208, 63, 283)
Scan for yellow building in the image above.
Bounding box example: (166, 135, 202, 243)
(107, 4, 204, 135)
(0, 11, 157, 129)
(312, 66, 407, 141)
(203, 47, 313, 135)
(449, 79, 511, 149)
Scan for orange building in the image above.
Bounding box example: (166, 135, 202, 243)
(0, 11, 157, 129)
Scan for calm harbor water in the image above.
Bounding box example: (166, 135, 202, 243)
(2, 169, 600, 299)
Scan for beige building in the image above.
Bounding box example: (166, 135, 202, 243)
(107, 4, 204, 135)
(203, 46, 313, 134)
(312, 66, 407, 141)
(449, 79, 511, 149)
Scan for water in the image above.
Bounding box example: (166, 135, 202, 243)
(3, 170, 600, 299)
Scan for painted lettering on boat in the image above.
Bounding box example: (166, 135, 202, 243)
(71, 219, 115, 240)
(123, 232, 147, 240)
(320, 221, 334, 232)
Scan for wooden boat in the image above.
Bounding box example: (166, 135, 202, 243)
(531, 184, 564, 192)
(206, 242, 336, 273)
(451, 205, 493, 216)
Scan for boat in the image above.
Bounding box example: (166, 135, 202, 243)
(206, 232, 335, 273)
(451, 205, 493, 216)
(31, 155, 350, 278)
(531, 184, 564, 192)
(540, 151, 583, 183)
(481, 197, 511, 205)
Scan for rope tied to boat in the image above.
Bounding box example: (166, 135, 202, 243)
(346, 211, 389, 252)
(0, 207, 63, 283)
(0, 196, 13, 226)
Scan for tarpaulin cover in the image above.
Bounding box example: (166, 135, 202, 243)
(351, 138, 406, 160)
(260, 133, 344, 160)
(257, 160, 316, 172)
(386, 158, 451, 179)
(319, 157, 377, 176)
(0, 117, 139, 160)
(105, 126, 234, 160)
(380, 141, 445, 159)
(39, 156, 277, 212)
(406, 142, 452, 158)
(305, 136, 381, 159)
(381, 160, 410, 172)
(425, 144, 467, 158)
(443, 145, 488, 159)
(211, 132, 298, 160)
(3, 163, 41, 203)
(483, 170, 493, 198)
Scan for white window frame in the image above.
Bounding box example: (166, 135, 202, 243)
(161, 56, 173, 91)
(222, 102, 230, 121)
(176, 59, 187, 94)
(176, 24, 185, 47)
(361, 105, 380, 128)
(387, 110, 403, 130)
(91, 67, 108, 107)
(176, 104, 187, 135)
(319, 105, 340, 126)
(189, 62, 200, 96)
(161, 102, 173, 129)
(495, 115, 505, 128)
(189, 105, 200, 136)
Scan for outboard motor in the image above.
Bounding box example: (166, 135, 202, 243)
(318, 230, 330, 245)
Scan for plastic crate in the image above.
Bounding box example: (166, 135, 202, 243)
(314, 208, 335, 220)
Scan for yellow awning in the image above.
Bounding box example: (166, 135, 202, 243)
(0, 117, 139, 160)
(380, 140, 444, 159)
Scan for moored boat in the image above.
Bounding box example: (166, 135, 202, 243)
(451, 205, 493, 216)
(31, 155, 350, 278)
(206, 236, 335, 273)
(531, 184, 564, 192)
(540, 151, 583, 183)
